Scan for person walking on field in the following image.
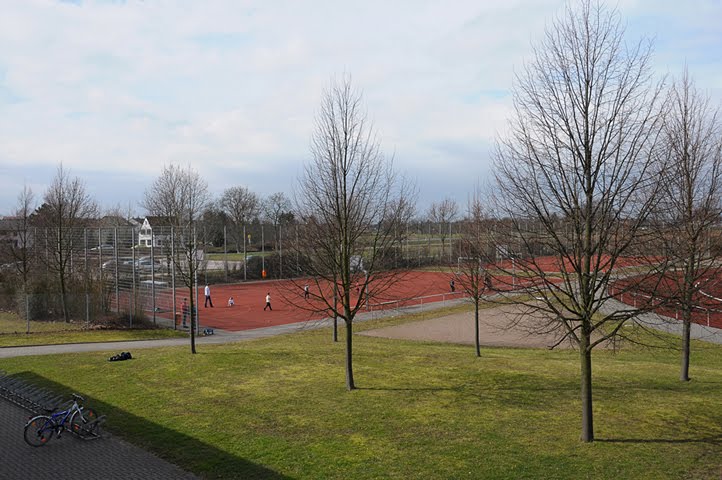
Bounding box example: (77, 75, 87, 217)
(450, 278, 455, 293)
(304, 284, 309, 299)
(264, 292, 272, 311)
(204, 284, 214, 308)
(181, 298, 189, 328)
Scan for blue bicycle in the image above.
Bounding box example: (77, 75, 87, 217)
(24, 394, 104, 447)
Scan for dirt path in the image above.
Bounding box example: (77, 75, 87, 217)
(359, 303, 578, 349)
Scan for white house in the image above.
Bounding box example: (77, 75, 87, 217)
(138, 217, 173, 248)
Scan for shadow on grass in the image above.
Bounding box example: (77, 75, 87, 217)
(356, 386, 459, 392)
(13, 372, 294, 480)
(596, 435, 721, 445)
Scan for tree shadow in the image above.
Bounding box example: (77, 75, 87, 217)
(10, 372, 294, 480)
(596, 435, 721, 445)
(356, 386, 460, 392)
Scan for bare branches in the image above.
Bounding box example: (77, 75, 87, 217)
(493, 0, 664, 442)
(652, 68, 722, 381)
(455, 188, 495, 357)
(142, 164, 210, 228)
(40, 164, 98, 322)
(143, 163, 209, 354)
(221, 186, 260, 226)
(294, 76, 414, 390)
(220, 186, 260, 251)
(8, 184, 36, 291)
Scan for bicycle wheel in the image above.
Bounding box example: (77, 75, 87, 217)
(70, 408, 99, 438)
(24, 416, 54, 447)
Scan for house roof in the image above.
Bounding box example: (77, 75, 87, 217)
(144, 216, 175, 227)
(0, 217, 25, 231)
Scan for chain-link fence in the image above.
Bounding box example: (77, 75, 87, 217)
(0, 221, 464, 334)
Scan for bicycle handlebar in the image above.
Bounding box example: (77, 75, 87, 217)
(71, 393, 84, 402)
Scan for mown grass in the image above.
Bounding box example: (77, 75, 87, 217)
(0, 311, 185, 347)
(1, 309, 720, 479)
(207, 251, 272, 261)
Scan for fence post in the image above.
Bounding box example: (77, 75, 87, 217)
(131, 240, 136, 328)
(449, 221, 452, 263)
(86, 292, 90, 327)
(279, 223, 283, 279)
(151, 231, 156, 325)
(171, 226, 177, 330)
(194, 227, 200, 335)
(114, 227, 119, 313)
(26, 293, 30, 334)
(243, 224, 247, 281)
(707, 311, 710, 327)
(261, 224, 265, 276)
(223, 225, 228, 282)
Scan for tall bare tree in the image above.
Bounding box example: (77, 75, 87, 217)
(40, 164, 98, 322)
(264, 191, 292, 254)
(220, 186, 260, 252)
(455, 189, 495, 357)
(653, 69, 722, 382)
(142, 163, 210, 354)
(295, 77, 413, 391)
(493, 1, 664, 442)
(8, 185, 37, 296)
(427, 197, 458, 260)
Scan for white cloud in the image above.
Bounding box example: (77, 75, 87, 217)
(0, 0, 720, 213)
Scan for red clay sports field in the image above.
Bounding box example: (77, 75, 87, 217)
(158, 271, 463, 332)
(142, 256, 721, 332)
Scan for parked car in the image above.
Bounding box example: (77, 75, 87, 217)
(90, 244, 114, 252)
(135, 256, 166, 273)
(102, 257, 135, 271)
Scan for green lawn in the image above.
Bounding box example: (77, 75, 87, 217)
(207, 251, 272, 261)
(1, 307, 720, 479)
(0, 312, 185, 347)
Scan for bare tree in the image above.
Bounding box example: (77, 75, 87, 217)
(653, 69, 722, 382)
(40, 164, 98, 322)
(8, 185, 37, 296)
(295, 77, 413, 391)
(220, 186, 260, 252)
(493, 1, 664, 442)
(263, 192, 292, 254)
(427, 197, 458, 260)
(142, 163, 210, 354)
(455, 188, 495, 357)
(264, 192, 291, 227)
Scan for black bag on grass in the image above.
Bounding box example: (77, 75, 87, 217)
(108, 352, 132, 362)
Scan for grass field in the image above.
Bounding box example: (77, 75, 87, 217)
(0, 312, 185, 347)
(1, 306, 720, 479)
(207, 251, 272, 261)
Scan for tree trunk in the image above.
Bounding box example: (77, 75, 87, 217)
(474, 298, 480, 357)
(59, 271, 70, 323)
(680, 319, 691, 381)
(189, 284, 196, 354)
(580, 333, 594, 442)
(345, 319, 355, 390)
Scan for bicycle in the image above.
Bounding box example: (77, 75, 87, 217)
(24, 393, 104, 447)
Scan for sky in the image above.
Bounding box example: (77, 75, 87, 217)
(0, 0, 721, 217)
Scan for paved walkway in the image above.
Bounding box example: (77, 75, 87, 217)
(0, 299, 466, 359)
(2, 295, 720, 360)
(600, 297, 722, 344)
(0, 400, 198, 479)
